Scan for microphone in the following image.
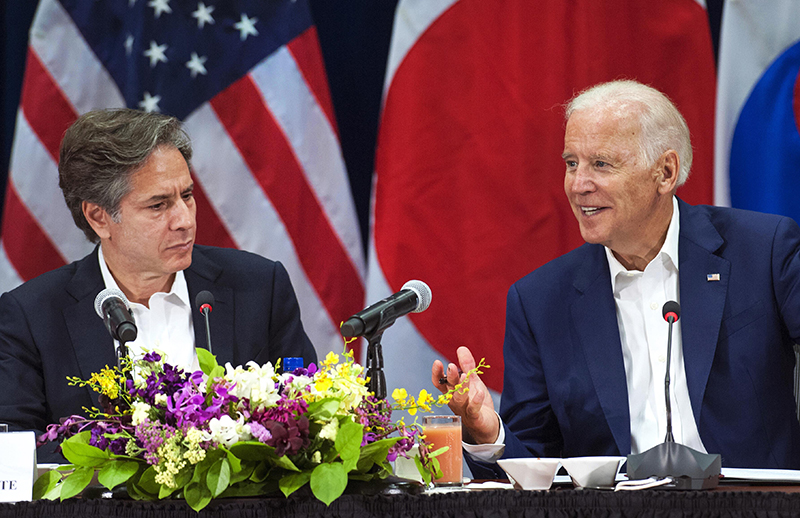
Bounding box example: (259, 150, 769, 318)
(661, 301, 680, 443)
(94, 288, 137, 344)
(340, 280, 432, 338)
(627, 300, 721, 490)
(663, 301, 680, 324)
(195, 290, 214, 354)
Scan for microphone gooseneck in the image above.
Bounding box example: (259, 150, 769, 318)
(626, 299, 721, 489)
(195, 290, 215, 354)
(661, 300, 681, 443)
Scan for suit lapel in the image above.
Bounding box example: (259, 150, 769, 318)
(184, 247, 235, 366)
(677, 200, 729, 424)
(571, 245, 631, 455)
(63, 247, 118, 383)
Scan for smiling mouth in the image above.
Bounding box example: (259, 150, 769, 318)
(580, 206, 606, 216)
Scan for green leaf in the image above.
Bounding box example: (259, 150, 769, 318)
(356, 438, 398, 472)
(191, 449, 225, 483)
(173, 464, 193, 490)
(158, 483, 176, 500)
(219, 479, 278, 498)
(61, 433, 109, 467)
(335, 420, 363, 473)
(184, 481, 212, 512)
(414, 456, 433, 485)
(206, 457, 231, 498)
(196, 348, 218, 375)
(306, 398, 341, 419)
(228, 441, 272, 461)
(33, 470, 61, 500)
(98, 459, 140, 490)
(310, 463, 347, 506)
(229, 461, 256, 485)
(273, 454, 300, 472)
(223, 447, 242, 472)
(249, 462, 271, 483)
(279, 471, 311, 497)
(59, 466, 95, 500)
(136, 466, 160, 496)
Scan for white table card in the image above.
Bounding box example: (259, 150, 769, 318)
(0, 430, 36, 502)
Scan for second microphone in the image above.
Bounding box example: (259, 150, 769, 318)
(340, 280, 432, 338)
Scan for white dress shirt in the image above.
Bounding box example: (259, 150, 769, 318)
(606, 196, 705, 454)
(465, 196, 705, 461)
(98, 246, 198, 372)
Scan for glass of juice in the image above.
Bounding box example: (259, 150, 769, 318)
(422, 415, 463, 486)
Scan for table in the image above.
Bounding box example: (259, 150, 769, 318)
(4, 485, 800, 518)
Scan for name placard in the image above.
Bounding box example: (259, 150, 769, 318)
(0, 431, 36, 502)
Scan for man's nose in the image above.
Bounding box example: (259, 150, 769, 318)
(569, 165, 596, 194)
(170, 199, 195, 230)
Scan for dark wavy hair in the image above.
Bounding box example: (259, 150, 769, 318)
(58, 108, 192, 243)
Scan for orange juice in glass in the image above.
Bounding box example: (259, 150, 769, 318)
(422, 415, 463, 486)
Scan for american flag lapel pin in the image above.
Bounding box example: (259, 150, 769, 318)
(707, 273, 721, 282)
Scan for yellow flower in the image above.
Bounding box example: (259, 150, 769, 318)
(89, 366, 120, 400)
(392, 388, 408, 402)
(322, 351, 339, 368)
(315, 375, 333, 393)
(417, 389, 434, 412)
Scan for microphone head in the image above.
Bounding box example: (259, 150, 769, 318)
(402, 280, 432, 313)
(94, 288, 131, 318)
(662, 300, 681, 322)
(195, 290, 215, 312)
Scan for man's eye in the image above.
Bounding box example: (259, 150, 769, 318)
(150, 202, 164, 210)
(595, 161, 608, 168)
(182, 192, 194, 200)
(565, 160, 577, 168)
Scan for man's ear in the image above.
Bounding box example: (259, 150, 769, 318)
(82, 201, 112, 240)
(655, 150, 680, 195)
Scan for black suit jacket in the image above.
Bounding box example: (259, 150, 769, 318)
(0, 245, 316, 459)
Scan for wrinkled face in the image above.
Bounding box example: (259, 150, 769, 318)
(102, 145, 196, 282)
(562, 107, 665, 256)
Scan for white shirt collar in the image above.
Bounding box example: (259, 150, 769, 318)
(97, 245, 190, 308)
(605, 196, 680, 292)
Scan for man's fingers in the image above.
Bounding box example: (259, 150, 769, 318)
(456, 346, 477, 372)
(431, 360, 446, 392)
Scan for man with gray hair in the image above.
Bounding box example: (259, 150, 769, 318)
(434, 80, 800, 472)
(0, 109, 317, 460)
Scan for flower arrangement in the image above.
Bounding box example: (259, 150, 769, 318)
(34, 347, 486, 511)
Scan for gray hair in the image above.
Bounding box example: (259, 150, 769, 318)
(565, 80, 692, 186)
(58, 109, 192, 243)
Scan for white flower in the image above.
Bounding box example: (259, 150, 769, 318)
(131, 401, 151, 426)
(279, 372, 314, 393)
(154, 393, 168, 406)
(318, 418, 339, 441)
(224, 361, 280, 410)
(204, 415, 251, 447)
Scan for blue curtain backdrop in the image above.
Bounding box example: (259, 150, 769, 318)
(0, 1, 723, 255)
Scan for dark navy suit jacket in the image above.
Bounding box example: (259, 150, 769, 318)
(471, 199, 800, 477)
(0, 245, 317, 460)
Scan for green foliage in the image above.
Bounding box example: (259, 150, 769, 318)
(59, 466, 95, 500)
(310, 462, 348, 506)
(60, 431, 109, 466)
(98, 459, 139, 490)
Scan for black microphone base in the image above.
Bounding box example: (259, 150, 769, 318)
(627, 441, 721, 490)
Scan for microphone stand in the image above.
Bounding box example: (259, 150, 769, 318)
(364, 330, 387, 401)
(627, 303, 721, 489)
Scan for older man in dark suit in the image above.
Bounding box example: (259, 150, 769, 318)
(433, 80, 800, 474)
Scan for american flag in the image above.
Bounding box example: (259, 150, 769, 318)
(1, 0, 365, 358)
